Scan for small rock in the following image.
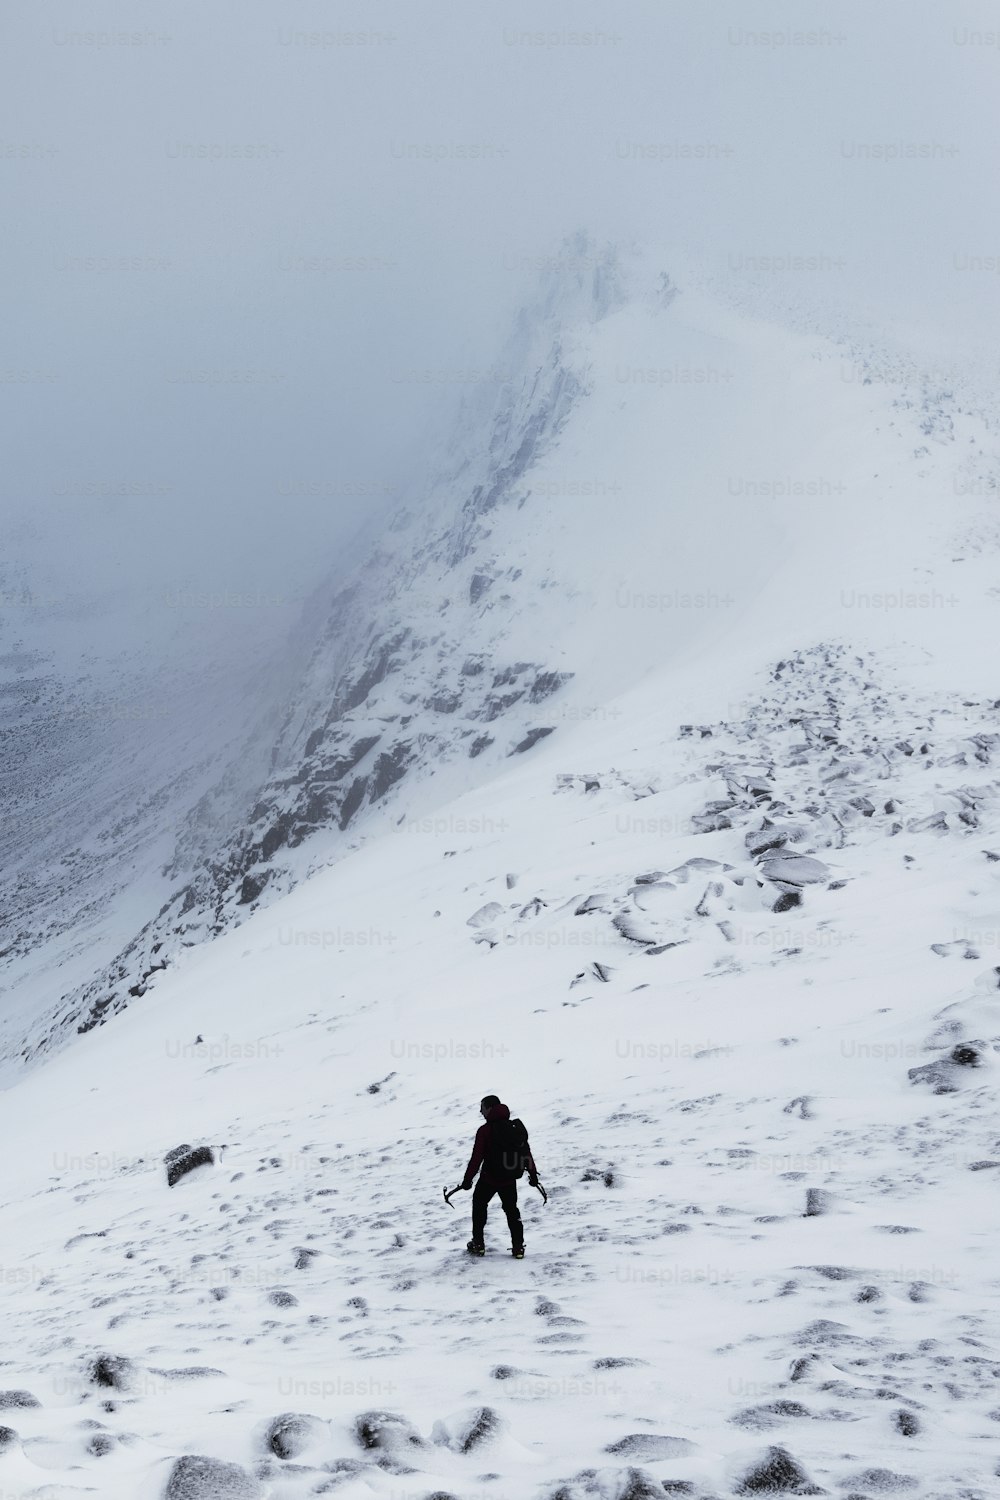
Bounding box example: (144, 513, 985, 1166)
(841, 1468, 918, 1492)
(0, 1391, 40, 1409)
(431, 1405, 505, 1453)
(758, 854, 830, 886)
(804, 1188, 835, 1217)
(90, 1354, 136, 1391)
(165, 1144, 216, 1188)
(604, 1434, 695, 1459)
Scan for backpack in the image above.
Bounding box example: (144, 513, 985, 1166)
(486, 1117, 531, 1180)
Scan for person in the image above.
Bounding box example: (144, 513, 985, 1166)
(460, 1095, 538, 1258)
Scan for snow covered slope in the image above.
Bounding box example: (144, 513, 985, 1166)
(2, 241, 1000, 1498)
(1, 632, 1000, 1499)
(18, 239, 1000, 1070)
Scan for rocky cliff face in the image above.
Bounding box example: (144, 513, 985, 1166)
(27, 240, 626, 1056)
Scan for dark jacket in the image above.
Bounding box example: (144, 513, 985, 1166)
(462, 1101, 538, 1190)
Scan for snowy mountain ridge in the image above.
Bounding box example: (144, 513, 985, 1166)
(12, 237, 1000, 1076)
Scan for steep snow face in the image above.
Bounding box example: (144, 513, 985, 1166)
(11, 238, 1000, 1066)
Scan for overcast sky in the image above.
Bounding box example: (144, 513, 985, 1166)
(4, 0, 1000, 649)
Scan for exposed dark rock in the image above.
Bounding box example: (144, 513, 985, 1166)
(746, 824, 788, 857)
(733, 1445, 822, 1494)
(511, 726, 556, 754)
(338, 775, 368, 829)
(804, 1188, 835, 1217)
(469, 734, 494, 758)
(165, 1144, 215, 1188)
(529, 670, 572, 702)
(370, 743, 412, 802)
(90, 1354, 136, 1391)
(0, 1428, 18, 1453)
(238, 873, 269, 906)
(0, 1390, 40, 1409)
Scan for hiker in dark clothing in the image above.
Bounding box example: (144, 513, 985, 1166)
(460, 1095, 538, 1257)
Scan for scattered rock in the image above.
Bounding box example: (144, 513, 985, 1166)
(90, 1354, 136, 1392)
(841, 1469, 918, 1492)
(164, 1454, 262, 1499)
(733, 1445, 822, 1494)
(0, 1391, 40, 1409)
(731, 1402, 812, 1431)
(354, 1410, 426, 1455)
(264, 1412, 327, 1460)
(267, 1289, 298, 1308)
(604, 1433, 695, 1459)
(804, 1188, 835, 1217)
(758, 854, 830, 886)
(511, 727, 555, 754)
(431, 1405, 505, 1453)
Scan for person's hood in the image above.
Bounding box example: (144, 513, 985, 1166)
(485, 1103, 510, 1122)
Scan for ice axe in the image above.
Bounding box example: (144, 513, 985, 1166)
(534, 1181, 548, 1206)
(443, 1184, 463, 1208)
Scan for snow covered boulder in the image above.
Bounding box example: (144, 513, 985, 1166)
(840, 1468, 918, 1492)
(732, 1444, 823, 1494)
(745, 824, 789, 857)
(466, 902, 504, 929)
(604, 1433, 695, 1459)
(0, 1391, 40, 1409)
(908, 1042, 990, 1094)
(165, 1143, 217, 1187)
(0, 1427, 19, 1453)
(431, 1405, 505, 1453)
(262, 1411, 327, 1460)
(164, 1454, 262, 1499)
(757, 854, 829, 886)
(353, 1409, 427, 1457)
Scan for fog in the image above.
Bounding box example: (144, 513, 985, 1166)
(4, 0, 1000, 655)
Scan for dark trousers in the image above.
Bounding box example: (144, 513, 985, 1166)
(472, 1177, 523, 1249)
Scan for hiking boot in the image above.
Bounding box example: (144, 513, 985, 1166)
(466, 1240, 485, 1257)
(512, 1246, 525, 1259)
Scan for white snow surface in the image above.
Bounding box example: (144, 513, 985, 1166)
(2, 255, 1000, 1498)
